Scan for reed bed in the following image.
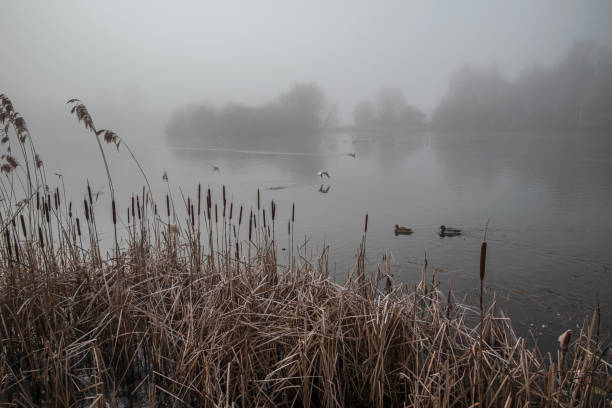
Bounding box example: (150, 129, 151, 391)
(0, 94, 610, 407)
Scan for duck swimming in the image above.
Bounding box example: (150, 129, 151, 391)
(394, 224, 413, 235)
(439, 225, 461, 237)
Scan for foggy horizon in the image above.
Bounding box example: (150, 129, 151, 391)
(2, 0, 611, 127)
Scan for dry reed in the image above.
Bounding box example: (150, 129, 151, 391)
(0, 95, 610, 407)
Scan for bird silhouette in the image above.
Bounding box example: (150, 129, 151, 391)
(318, 184, 331, 193)
(317, 171, 330, 179)
(212, 165, 220, 172)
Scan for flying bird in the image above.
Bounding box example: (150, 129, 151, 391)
(317, 171, 330, 179)
(212, 165, 220, 172)
(318, 184, 331, 193)
(347, 153, 356, 158)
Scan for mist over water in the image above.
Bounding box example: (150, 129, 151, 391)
(2, 0, 612, 349)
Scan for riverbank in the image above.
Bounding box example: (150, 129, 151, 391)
(1, 96, 610, 406)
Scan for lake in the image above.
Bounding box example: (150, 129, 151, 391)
(40, 126, 612, 350)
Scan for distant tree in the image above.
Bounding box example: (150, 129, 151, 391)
(431, 41, 612, 131)
(353, 100, 376, 128)
(353, 87, 426, 129)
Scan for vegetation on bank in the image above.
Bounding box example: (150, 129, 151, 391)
(165, 82, 337, 149)
(1, 95, 611, 406)
(430, 40, 612, 131)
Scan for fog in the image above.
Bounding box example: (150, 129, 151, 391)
(2, 0, 611, 135)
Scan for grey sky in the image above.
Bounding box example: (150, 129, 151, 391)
(1, 0, 611, 124)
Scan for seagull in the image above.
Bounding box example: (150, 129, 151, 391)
(347, 153, 356, 158)
(317, 171, 330, 179)
(318, 184, 331, 193)
(212, 165, 220, 172)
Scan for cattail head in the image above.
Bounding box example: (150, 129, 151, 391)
(136, 196, 141, 220)
(198, 183, 201, 216)
(249, 212, 252, 241)
(292, 203, 295, 223)
(480, 241, 487, 281)
(84, 199, 89, 221)
(87, 183, 92, 205)
(271, 200, 276, 221)
(257, 189, 260, 210)
(131, 196, 135, 219)
(238, 206, 243, 225)
(38, 227, 44, 248)
(76, 217, 81, 236)
(215, 204, 218, 224)
(20, 214, 26, 236)
(558, 329, 572, 352)
(364, 213, 369, 233)
(229, 202, 233, 220)
(68, 201, 72, 217)
(112, 200, 116, 225)
(166, 195, 170, 218)
(263, 209, 267, 229)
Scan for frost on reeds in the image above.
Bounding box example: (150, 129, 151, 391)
(0, 95, 610, 407)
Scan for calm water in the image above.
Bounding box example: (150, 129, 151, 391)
(41, 127, 612, 349)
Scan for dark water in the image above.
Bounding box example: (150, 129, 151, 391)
(41, 128, 612, 350)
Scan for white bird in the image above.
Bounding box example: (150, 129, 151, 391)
(317, 171, 330, 179)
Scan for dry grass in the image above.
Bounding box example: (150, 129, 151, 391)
(0, 94, 610, 407)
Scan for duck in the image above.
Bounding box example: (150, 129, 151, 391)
(439, 225, 461, 237)
(394, 224, 413, 235)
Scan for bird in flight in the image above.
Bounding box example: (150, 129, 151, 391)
(212, 165, 220, 172)
(317, 171, 330, 179)
(347, 153, 356, 158)
(318, 184, 331, 193)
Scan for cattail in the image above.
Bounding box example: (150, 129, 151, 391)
(249, 212, 252, 241)
(87, 183, 92, 205)
(76, 218, 81, 236)
(44, 201, 50, 224)
(132, 196, 135, 219)
(257, 189, 260, 210)
(263, 209, 267, 229)
(480, 241, 487, 281)
(127, 208, 130, 224)
(222, 185, 226, 209)
(229, 202, 233, 220)
(38, 227, 44, 248)
(288, 219, 290, 235)
(198, 183, 201, 216)
(136, 196, 141, 220)
(154, 204, 157, 215)
(84, 199, 89, 221)
(112, 200, 116, 225)
(19, 214, 26, 236)
(54, 190, 58, 210)
(271, 200, 276, 221)
(215, 204, 218, 224)
(558, 329, 572, 353)
(68, 201, 72, 218)
(36, 191, 40, 210)
(188, 197, 191, 215)
(364, 213, 369, 233)
(190, 204, 194, 227)
(166, 195, 170, 218)
(207, 188, 211, 212)
(238, 206, 243, 225)
(291, 203, 295, 222)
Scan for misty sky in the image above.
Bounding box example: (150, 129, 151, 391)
(2, 0, 611, 125)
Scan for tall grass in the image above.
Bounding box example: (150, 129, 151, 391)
(0, 95, 610, 407)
